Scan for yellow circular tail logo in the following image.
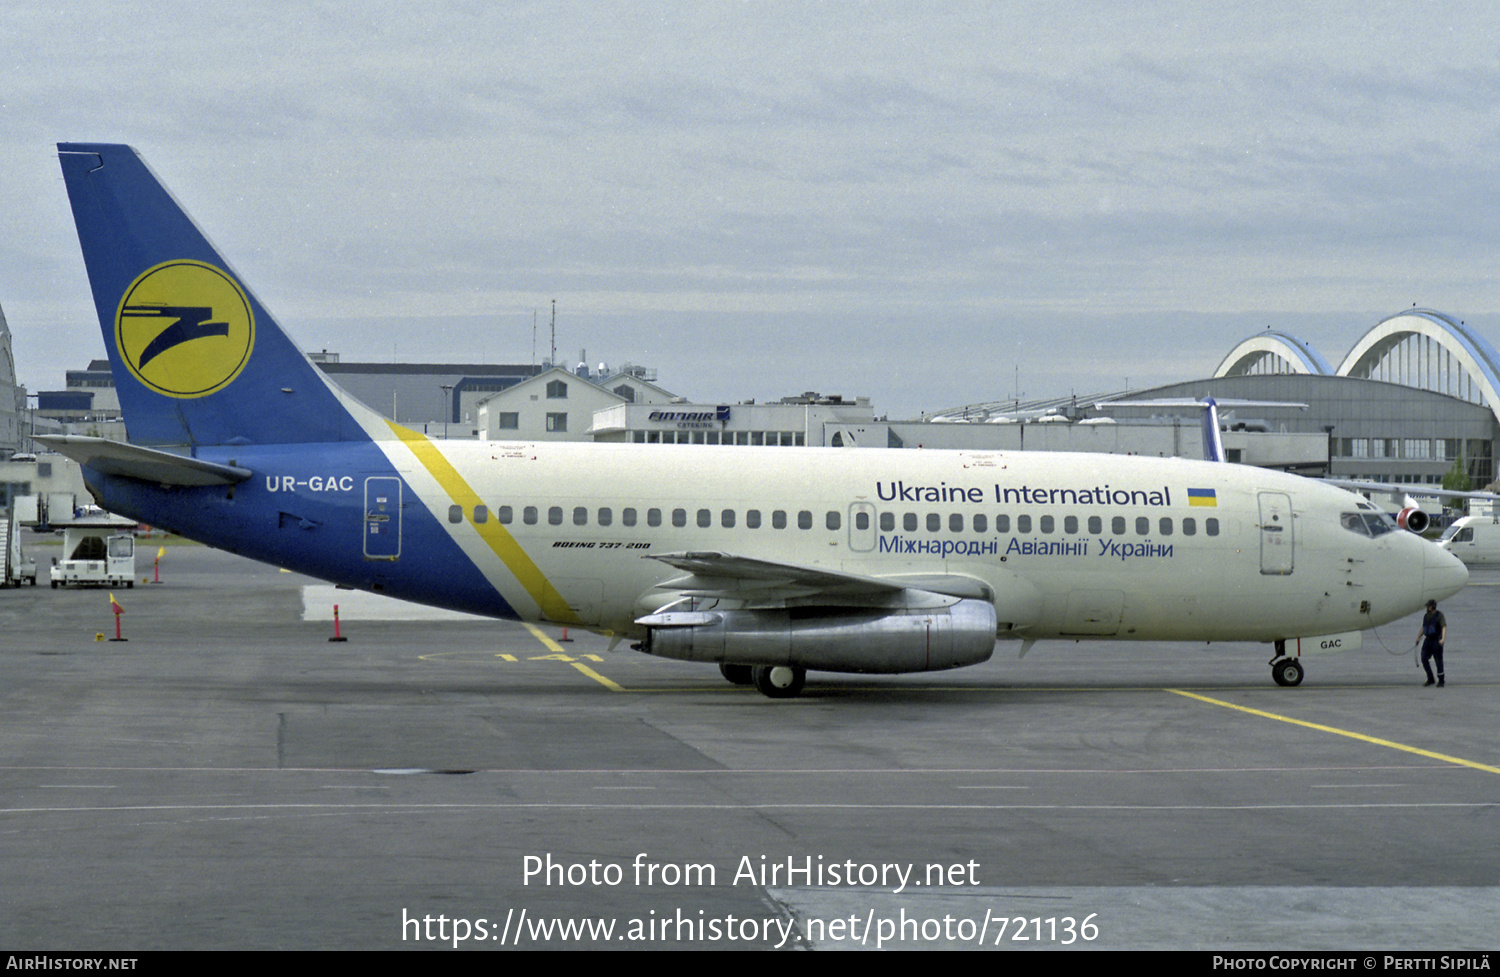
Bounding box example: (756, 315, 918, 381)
(115, 260, 255, 398)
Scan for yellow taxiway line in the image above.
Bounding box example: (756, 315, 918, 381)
(1168, 688, 1500, 775)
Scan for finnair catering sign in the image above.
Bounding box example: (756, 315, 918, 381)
(648, 406, 731, 429)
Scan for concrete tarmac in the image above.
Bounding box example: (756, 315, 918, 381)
(2, 539, 1497, 951)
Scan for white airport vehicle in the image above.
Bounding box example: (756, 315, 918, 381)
(40, 144, 1469, 696)
(1437, 514, 1500, 565)
(1, 508, 38, 586)
(49, 516, 137, 589)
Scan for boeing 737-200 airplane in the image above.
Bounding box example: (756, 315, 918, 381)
(42, 143, 1468, 697)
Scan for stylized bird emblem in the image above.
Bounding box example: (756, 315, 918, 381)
(121, 305, 231, 367)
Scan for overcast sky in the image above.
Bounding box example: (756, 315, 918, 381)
(5, 1, 1500, 417)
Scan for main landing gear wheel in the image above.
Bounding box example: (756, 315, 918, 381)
(1271, 658, 1304, 687)
(752, 665, 806, 698)
(719, 663, 753, 686)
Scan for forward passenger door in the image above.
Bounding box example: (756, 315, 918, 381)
(1258, 492, 1293, 575)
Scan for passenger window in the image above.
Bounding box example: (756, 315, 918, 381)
(1182, 518, 1196, 536)
(1112, 516, 1126, 535)
(949, 513, 964, 532)
(697, 509, 711, 528)
(880, 512, 895, 531)
(474, 505, 488, 524)
(1135, 517, 1149, 535)
(856, 511, 870, 531)
(1064, 515, 1078, 534)
(904, 513, 918, 532)
(1017, 515, 1031, 533)
(1088, 516, 1101, 534)
(647, 508, 661, 527)
(1159, 517, 1172, 536)
(973, 514, 987, 533)
(498, 505, 512, 524)
(524, 506, 538, 525)
(672, 509, 687, 528)
(549, 506, 563, 526)
(798, 510, 813, 530)
(1040, 515, 1054, 534)
(721, 509, 735, 528)
(448, 504, 462, 524)
(573, 506, 587, 526)
(1206, 518, 1220, 537)
(926, 513, 941, 532)
(622, 508, 636, 527)
(746, 510, 761, 529)
(772, 510, 787, 529)
(995, 515, 1010, 533)
(598, 507, 612, 527)
(826, 511, 841, 530)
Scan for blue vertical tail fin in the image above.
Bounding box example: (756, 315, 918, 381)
(1200, 396, 1225, 463)
(58, 143, 381, 449)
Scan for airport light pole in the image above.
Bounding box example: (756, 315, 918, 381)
(25, 391, 37, 454)
(440, 384, 453, 439)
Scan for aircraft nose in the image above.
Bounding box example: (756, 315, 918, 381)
(1423, 541, 1469, 602)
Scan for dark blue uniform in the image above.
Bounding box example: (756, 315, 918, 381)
(1420, 607, 1446, 687)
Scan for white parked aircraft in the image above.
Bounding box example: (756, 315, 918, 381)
(43, 144, 1468, 696)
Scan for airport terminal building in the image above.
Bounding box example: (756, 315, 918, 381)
(905, 309, 1500, 488)
(13, 308, 1500, 500)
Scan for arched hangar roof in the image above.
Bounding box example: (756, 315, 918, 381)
(1336, 309, 1500, 415)
(1209, 311, 1500, 428)
(1214, 330, 1333, 377)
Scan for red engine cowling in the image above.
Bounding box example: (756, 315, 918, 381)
(1397, 507, 1430, 534)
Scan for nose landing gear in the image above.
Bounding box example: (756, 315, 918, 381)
(1269, 639, 1305, 687)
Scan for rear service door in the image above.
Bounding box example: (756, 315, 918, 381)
(364, 477, 402, 560)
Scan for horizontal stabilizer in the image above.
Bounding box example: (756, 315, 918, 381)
(36, 435, 252, 487)
(1093, 397, 1309, 465)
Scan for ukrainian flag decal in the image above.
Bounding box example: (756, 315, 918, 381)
(1187, 488, 1218, 507)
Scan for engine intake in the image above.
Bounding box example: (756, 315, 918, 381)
(1397, 507, 1430, 534)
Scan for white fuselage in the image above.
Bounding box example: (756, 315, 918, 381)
(380, 439, 1466, 644)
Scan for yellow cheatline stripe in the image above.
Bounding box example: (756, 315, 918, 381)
(387, 423, 579, 624)
(523, 623, 624, 691)
(1169, 689, 1500, 775)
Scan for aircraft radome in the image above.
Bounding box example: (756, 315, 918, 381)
(42, 144, 1469, 697)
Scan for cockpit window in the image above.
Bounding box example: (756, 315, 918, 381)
(1342, 511, 1399, 538)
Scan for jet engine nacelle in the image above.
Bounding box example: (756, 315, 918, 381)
(1397, 507, 1430, 534)
(638, 598, 998, 674)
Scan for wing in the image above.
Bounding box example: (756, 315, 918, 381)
(642, 550, 995, 603)
(1322, 477, 1500, 503)
(636, 550, 1042, 632)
